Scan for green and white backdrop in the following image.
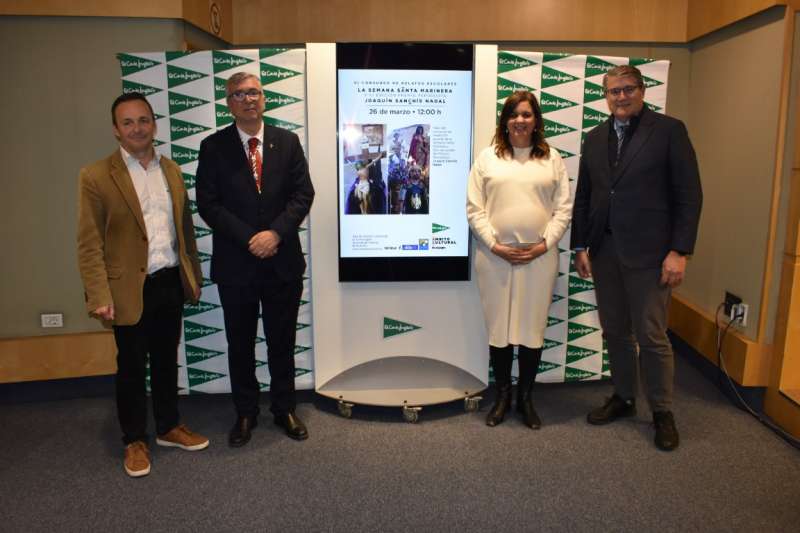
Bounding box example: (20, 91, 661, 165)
(117, 48, 312, 394)
(497, 51, 670, 384)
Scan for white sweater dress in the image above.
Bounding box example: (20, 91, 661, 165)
(466, 145, 573, 348)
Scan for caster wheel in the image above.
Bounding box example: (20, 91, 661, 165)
(337, 400, 354, 419)
(402, 405, 421, 423)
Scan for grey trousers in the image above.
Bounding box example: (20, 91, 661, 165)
(591, 234, 674, 412)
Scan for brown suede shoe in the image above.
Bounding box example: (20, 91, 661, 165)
(124, 441, 151, 478)
(156, 424, 210, 451)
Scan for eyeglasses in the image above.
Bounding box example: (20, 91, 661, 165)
(227, 89, 262, 101)
(605, 85, 641, 97)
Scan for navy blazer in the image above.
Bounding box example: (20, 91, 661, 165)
(196, 123, 314, 284)
(571, 108, 702, 269)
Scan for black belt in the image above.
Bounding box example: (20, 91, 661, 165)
(147, 266, 179, 279)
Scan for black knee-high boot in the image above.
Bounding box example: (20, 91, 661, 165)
(517, 346, 543, 429)
(486, 345, 513, 427)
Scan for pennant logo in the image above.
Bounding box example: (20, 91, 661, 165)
(296, 322, 310, 331)
(543, 52, 571, 63)
(166, 51, 192, 63)
(546, 316, 565, 328)
(497, 78, 537, 100)
(264, 90, 301, 111)
(568, 322, 599, 341)
(564, 366, 598, 381)
(122, 80, 161, 96)
(171, 145, 199, 165)
(182, 173, 196, 189)
(194, 226, 212, 238)
(585, 56, 618, 78)
(551, 293, 565, 304)
(118, 53, 160, 76)
(212, 51, 253, 73)
(582, 108, 609, 130)
(261, 65, 302, 85)
(167, 65, 207, 88)
(643, 74, 664, 89)
(197, 251, 212, 263)
(541, 66, 578, 88)
(187, 367, 225, 387)
(170, 118, 210, 141)
(568, 298, 597, 318)
(542, 338, 563, 351)
(584, 80, 606, 103)
(168, 91, 208, 114)
(569, 276, 594, 295)
(383, 317, 421, 339)
(539, 92, 578, 113)
(566, 345, 598, 364)
(183, 300, 220, 317)
(432, 223, 450, 233)
(538, 360, 561, 373)
(201, 277, 214, 288)
(555, 147, 576, 159)
(646, 102, 663, 113)
(184, 320, 222, 341)
(184, 344, 224, 365)
(498, 52, 536, 73)
(294, 345, 312, 355)
(543, 119, 577, 138)
(214, 76, 229, 101)
(629, 57, 656, 67)
(215, 103, 234, 127)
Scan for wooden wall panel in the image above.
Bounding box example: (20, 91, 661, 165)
(0, 0, 182, 18)
(182, 0, 233, 43)
(687, 0, 783, 40)
(233, 0, 688, 45)
(0, 332, 115, 383)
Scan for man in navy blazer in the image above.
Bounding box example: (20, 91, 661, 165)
(196, 72, 314, 445)
(571, 65, 702, 451)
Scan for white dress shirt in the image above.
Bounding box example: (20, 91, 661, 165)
(120, 147, 178, 274)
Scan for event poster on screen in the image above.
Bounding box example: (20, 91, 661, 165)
(337, 68, 473, 259)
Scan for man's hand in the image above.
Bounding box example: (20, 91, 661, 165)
(248, 230, 281, 259)
(573, 250, 592, 279)
(660, 250, 687, 288)
(93, 304, 115, 321)
(491, 241, 547, 265)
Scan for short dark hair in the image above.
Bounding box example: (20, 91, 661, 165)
(111, 92, 155, 125)
(493, 90, 550, 160)
(602, 65, 644, 91)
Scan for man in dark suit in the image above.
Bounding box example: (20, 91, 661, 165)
(196, 72, 314, 446)
(77, 92, 209, 477)
(571, 65, 702, 451)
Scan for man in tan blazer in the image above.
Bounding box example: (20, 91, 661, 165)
(77, 92, 209, 477)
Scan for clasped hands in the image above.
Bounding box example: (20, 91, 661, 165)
(491, 241, 547, 265)
(249, 230, 281, 259)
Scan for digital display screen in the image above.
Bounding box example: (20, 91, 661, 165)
(336, 43, 474, 281)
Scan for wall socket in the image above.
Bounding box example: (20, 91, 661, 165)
(40, 313, 63, 328)
(731, 303, 749, 327)
(724, 291, 742, 317)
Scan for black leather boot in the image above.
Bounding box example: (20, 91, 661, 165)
(486, 383, 512, 427)
(517, 346, 542, 429)
(486, 345, 513, 427)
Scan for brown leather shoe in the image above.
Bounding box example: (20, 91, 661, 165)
(124, 441, 151, 478)
(156, 424, 210, 451)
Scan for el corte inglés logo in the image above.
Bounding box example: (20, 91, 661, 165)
(544, 121, 574, 136)
(567, 345, 597, 363)
(565, 367, 596, 381)
(383, 317, 421, 339)
(168, 70, 204, 82)
(213, 53, 250, 68)
(120, 58, 157, 70)
(542, 338, 562, 350)
(568, 322, 598, 340)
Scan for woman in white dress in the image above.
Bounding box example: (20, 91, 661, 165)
(467, 91, 572, 428)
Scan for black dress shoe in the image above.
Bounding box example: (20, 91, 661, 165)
(653, 410, 680, 451)
(274, 412, 308, 440)
(229, 415, 258, 448)
(587, 394, 636, 425)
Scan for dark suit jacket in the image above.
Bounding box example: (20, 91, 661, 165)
(570, 108, 702, 269)
(195, 123, 314, 284)
(77, 150, 202, 325)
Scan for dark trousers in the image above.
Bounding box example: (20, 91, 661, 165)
(591, 234, 674, 411)
(112, 267, 183, 445)
(218, 277, 303, 417)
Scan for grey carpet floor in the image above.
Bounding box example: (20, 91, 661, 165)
(1, 353, 798, 533)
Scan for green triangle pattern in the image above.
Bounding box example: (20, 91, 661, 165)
(187, 367, 226, 387)
(582, 107, 609, 130)
(118, 53, 160, 76)
(264, 90, 301, 111)
(215, 103, 234, 127)
(212, 51, 253, 74)
(194, 226, 212, 238)
(122, 80, 161, 96)
(498, 52, 536, 73)
(541, 66, 578, 88)
(264, 116, 302, 132)
(183, 300, 221, 317)
(566, 345, 598, 364)
(167, 65, 207, 88)
(182, 173, 196, 188)
(567, 321, 599, 341)
(564, 366, 598, 381)
(260, 64, 302, 85)
(184, 320, 223, 341)
(584, 80, 606, 103)
(171, 145, 199, 165)
(168, 91, 209, 114)
(539, 91, 579, 113)
(543, 118, 577, 138)
(569, 276, 594, 295)
(542, 338, 562, 351)
(497, 77, 537, 100)
(568, 298, 597, 318)
(185, 344, 225, 365)
(260, 48, 290, 60)
(584, 56, 618, 78)
(170, 118, 210, 141)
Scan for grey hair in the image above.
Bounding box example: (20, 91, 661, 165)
(602, 65, 644, 91)
(225, 72, 261, 96)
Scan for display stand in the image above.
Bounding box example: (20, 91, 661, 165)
(306, 44, 499, 421)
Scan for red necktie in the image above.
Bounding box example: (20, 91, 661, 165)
(247, 137, 262, 193)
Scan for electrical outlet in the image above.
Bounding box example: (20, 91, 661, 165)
(731, 303, 748, 327)
(724, 291, 742, 318)
(41, 313, 63, 328)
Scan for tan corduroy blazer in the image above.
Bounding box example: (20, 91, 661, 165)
(77, 149, 202, 326)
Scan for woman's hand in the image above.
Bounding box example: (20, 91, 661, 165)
(491, 241, 547, 265)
